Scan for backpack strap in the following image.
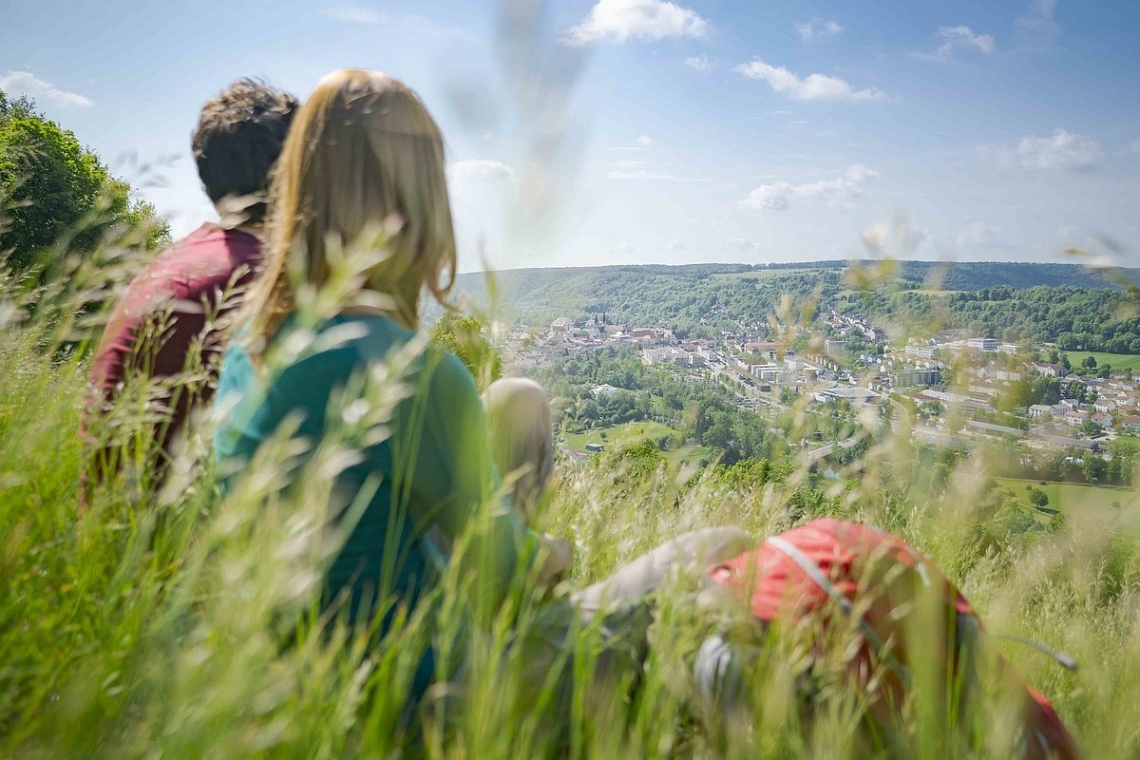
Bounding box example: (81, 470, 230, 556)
(865, 524, 932, 587)
(764, 535, 911, 689)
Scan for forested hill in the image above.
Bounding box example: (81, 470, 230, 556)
(760, 260, 1139, 291)
(450, 260, 1139, 329)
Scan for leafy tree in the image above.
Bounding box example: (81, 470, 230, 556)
(1030, 375, 1062, 406)
(430, 312, 503, 390)
(928, 462, 951, 491)
(1082, 455, 1108, 484)
(1107, 455, 1125, 486)
(0, 90, 170, 269)
(1083, 355, 1098, 371)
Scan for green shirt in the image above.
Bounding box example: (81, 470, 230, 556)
(214, 313, 538, 626)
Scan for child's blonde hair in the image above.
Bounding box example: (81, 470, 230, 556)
(247, 69, 456, 355)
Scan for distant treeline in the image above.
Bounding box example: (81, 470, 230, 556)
(871, 285, 1140, 353)
(447, 260, 1140, 354)
(758, 260, 1134, 290)
(451, 266, 837, 338)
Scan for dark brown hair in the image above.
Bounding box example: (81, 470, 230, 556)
(191, 78, 299, 224)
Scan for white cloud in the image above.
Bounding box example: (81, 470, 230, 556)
(0, 71, 93, 108)
(323, 4, 382, 24)
(982, 129, 1102, 172)
(934, 26, 996, 59)
(607, 136, 655, 151)
(956, 222, 1007, 248)
(683, 54, 711, 71)
(321, 6, 477, 42)
(862, 216, 927, 258)
(740, 165, 879, 210)
(1130, 139, 1140, 154)
(449, 159, 515, 182)
(795, 19, 843, 42)
(606, 158, 708, 181)
(610, 241, 647, 258)
(734, 59, 886, 103)
(565, 0, 708, 46)
(1014, 0, 1060, 49)
(607, 167, 705, 181)
(725, 238, 763, 253)
(667, 239, 688, 252)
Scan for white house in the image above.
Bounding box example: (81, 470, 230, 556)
(1094, 398, 1118, 414)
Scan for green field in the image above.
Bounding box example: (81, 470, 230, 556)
(1064, 351, 1140, 372)
(562, 420, 681, 452)
(561, 421, 715, 472)
(996, 478, 1140, 534)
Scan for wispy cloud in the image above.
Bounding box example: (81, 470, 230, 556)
(321, 5, 477, 43)
(724, 238, 765, 254)
(980, 129, 1102, 172)
(1014, 0, 1060, 49)
(565, 0, 708, 46)
(931, 26, 996, 59)
(734, 59, 886, 103)
(607, 159, 706, 181)
(607, 168, 706, 181)
(608, 135, 655, 151)
(683, 54, 711, 71)
(956, 222, 1008, 249)
(862, 215, 927, 257)
(1131, 139, 1140, 154)
(740, 165, 879, 210)
(0, 71, 93, 108)
(323, 4, 381, 24)
(449, 159, 515, 182)
(795, 18, 843, 42)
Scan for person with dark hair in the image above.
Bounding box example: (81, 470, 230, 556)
(191, 78, 297, 226)
(83, 79, 299, 499)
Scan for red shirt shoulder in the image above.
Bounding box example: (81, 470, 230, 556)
(89, 224, 261, 394)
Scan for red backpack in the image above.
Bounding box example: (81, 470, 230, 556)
(705, 518, 1079, 759)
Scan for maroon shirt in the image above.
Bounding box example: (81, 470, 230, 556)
(86, 223, 261, 480)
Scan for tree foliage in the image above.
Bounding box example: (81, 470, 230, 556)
(0, 89, 170, 269)
(429, 312, 503, 390)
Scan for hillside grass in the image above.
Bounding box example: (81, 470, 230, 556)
(563, 420, 681, 451)
(561, 420, 715, 471)
(996, 477, 1140, 535)
(1064, 351, 1140, 371)
(7, 244, 1140, 759)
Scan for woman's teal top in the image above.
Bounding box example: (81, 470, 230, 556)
(214, 313, 537, 628)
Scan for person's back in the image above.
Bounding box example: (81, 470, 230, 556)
(211, 72, 560, 717)
(214, 312, 528, 624)
(84, 79, 298, 493)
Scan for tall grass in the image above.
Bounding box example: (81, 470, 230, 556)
(3, 217, 1140, 760)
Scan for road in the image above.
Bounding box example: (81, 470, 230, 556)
(806, 435, 860, 463)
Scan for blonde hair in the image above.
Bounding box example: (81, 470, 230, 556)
(247, 70, 456, 356)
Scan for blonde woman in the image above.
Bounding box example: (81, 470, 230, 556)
(212, 70, 565, 704)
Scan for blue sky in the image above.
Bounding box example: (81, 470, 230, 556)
(2, 0, 1139, 271)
